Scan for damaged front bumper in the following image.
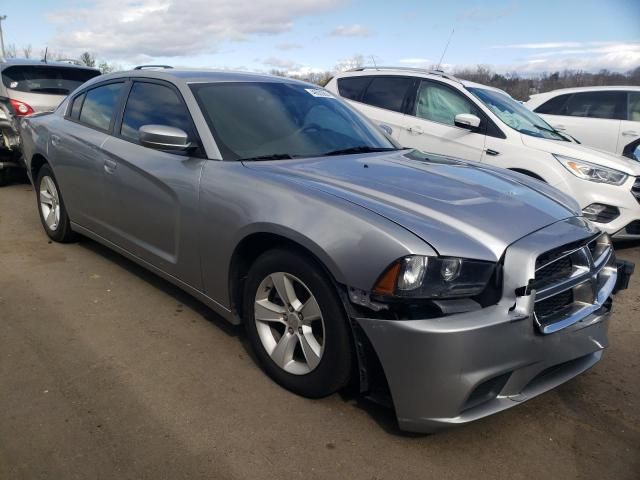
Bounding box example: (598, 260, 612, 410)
(355, 218, 634, 433)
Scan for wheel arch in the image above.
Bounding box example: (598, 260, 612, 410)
(30, 153, 50, 184)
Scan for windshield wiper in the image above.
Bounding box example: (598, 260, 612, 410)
(322, 146, 401, 156)
(239, 153, 296, 162)
(533, 124, 568, 139)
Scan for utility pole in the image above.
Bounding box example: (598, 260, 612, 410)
(0, 15, 6, 59)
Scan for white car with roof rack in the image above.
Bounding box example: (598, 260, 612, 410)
(525, 86, 640, 160)
(325, 67, 640, 240)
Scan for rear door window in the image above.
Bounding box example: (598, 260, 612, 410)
(628, 92, 640, 121)
(533, 93, 571, 115)
(78, 83, 124, 132)
(337, 77, 371, 101)
(1, 66, 100, 95)
(361, 76, 414, 113)
(120, 81, 194, 143)
(564, 91, 626, 120)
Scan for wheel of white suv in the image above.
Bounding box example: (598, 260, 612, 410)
(36, 164, 76, 242)
(243, 249, 353, 398)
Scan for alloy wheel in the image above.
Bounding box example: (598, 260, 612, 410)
(39, 176, 61, 231)
(254, 272, 325, 375)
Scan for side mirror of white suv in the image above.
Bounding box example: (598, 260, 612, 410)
(454, 113, 481, 130)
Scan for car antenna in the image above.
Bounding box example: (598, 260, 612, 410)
(43, 47, 48, 64)
(370, 55, 378, 70)
(436, 28, 454, 71)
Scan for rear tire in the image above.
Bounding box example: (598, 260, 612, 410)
(243, 249, 353, 398)
(36, 164, 76, 243)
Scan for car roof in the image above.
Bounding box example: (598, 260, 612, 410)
(90, 68, 316, 88)
(332, 67, 511, 96)
(0, 57, 101, 72)
(531, 85, 640, 97)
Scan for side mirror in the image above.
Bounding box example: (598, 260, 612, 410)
(139, 124, 191, 151)
(454, 113, 481, 131)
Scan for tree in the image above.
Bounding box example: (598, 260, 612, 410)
(22, 44, 32, 58)
(5, 43, 17, 58)
(79, 51, 96, 67)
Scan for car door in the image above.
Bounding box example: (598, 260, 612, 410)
(397, 80, 486, 160)
(48, 81, 126, 237)
(99, 79, 207, 287)
(619, 91, 640, 159)
(537, 91, 625, 153)
(341, 75, 415, 142)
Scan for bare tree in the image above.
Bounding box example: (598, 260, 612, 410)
(5, 43, 17, 58)
(79, 51, 96, 67)
(22, 44, 32, 58)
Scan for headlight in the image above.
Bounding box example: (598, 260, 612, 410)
(554, 154, 628, 185)
(373, 255, 496, 299)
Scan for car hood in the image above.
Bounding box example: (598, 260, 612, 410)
(521, 134, 640, 175)
(245, 150, 580, 261)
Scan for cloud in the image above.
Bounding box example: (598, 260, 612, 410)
(262, 56, 300, 70)
(46, 0, 341, 60)
(277, 43, 303, 51)
(493, 41, 613, 49)
(329, 24, 372, 37)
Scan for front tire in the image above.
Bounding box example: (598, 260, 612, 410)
(36, 164, 75, 242)
(243, 249, 353, 398)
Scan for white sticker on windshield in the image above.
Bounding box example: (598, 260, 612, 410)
(10, 82, 18, 88)
(305, 88, 334, 98)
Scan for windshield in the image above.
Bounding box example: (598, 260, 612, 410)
(468, 87, 568, 141)
(2, 66, 101, 95)
(190, 82, 396, 160)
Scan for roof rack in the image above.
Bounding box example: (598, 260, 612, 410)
(133, 64, 174, 70)
(347, 66, 461, 83)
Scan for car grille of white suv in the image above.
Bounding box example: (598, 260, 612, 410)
(532, 234, 616, 334)
(632, 177, 640, 204)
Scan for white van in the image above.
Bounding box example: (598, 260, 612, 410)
(325, 67, 640, 239)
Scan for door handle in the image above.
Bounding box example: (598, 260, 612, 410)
(622, 130, 639, 137)
(103, 159, 117, 173)
(407, 126, 424, 135)
(485, 149, 500, 156)
(50, 134, 61, 146)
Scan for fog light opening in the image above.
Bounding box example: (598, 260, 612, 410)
(582, 203, 620, 223)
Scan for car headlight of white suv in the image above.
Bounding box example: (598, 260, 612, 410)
(554, 154, 628, 185)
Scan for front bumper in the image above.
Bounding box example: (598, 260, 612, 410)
(356, 219, 634, 433)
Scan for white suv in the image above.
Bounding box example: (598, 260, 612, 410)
(325, 67, 640, 239)
(526, 86, 640, 160)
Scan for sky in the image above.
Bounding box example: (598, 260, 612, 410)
(1, 0, 639, 75)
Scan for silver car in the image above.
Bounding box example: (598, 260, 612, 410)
(0, 58, 101, 185)
(19, 69, 634, 433)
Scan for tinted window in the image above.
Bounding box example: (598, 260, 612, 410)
(191, 82, 394, 161)
(69, 93, 85, 120)
(565, 91, 626, 120)
(415, 81, 480, 126)
(533, 93, 571, 115)
(121, 82, 193, 143)
(628, 92, 640, 121)
(337, 77, 371, 101)
(361, 77, 414, 113)
(79, 83, 124, 131)
(2, 66, 100, 95)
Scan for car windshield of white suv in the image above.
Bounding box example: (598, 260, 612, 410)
(191, 81, 398, 161)
(469, 87, 569, 141)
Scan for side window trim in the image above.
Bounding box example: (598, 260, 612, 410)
(113, 78, 204, 157)
(64, 79, 127, 134)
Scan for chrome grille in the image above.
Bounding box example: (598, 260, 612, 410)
(633, 177, 640, 204)
(533, 233, 616, 334)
